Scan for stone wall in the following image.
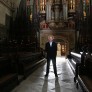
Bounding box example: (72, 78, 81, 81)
(40, 29, 53, 49)
(0, 2, 12, 42)
(40, 29, 75, 54)
(0, 2, 12, 25)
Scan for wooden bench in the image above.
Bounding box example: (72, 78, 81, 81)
(17, 52, 45, 78)
(67, 52, 92, 92)
(0, 57, 18, 92)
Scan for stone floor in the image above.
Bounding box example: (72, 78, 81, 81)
(11, 57, 82, 92)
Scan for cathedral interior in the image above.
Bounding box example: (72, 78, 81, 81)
(0, 0, 92, 92)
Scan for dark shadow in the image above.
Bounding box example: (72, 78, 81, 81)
(42, 77, 48, 92)
(55, 78, 61, 92)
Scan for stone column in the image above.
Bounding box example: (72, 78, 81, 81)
(51, 10, 55, 21)
(63, 0, 68, 21)
(46, 1, 52, 22)
(54, 5, 59, 22)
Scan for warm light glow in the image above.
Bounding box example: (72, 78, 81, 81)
(83, 11, 86, 17)
(40, 0, 46, 12)
(69, 0, 75, 11)
(86, 0, 89, 5)
(30, 13, 32, 21)
(70, 0, 72, 3)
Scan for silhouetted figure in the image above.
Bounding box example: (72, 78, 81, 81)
(85, 48, 92, 76)
(45, 35, 58, 77)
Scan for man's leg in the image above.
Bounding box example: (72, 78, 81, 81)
(52, 58, 58, 77)
(45, 58, 50, 76)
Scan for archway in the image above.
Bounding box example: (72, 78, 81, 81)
(57, 42, 61, 57)
(54, 36, 69, 57)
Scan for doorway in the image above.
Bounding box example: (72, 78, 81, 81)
(57, 42, 61, 57)
(57, 42, 67, 56)
(61, 44, 66, 56)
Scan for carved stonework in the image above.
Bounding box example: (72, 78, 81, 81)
(40, 29, 75, 54)
(46, 0, 65, 30)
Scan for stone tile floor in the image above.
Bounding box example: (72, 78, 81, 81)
(11, 57, 82, 92)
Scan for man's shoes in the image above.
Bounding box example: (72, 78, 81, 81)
(45, 74, 48, 77)
(55, 74, 58, 77)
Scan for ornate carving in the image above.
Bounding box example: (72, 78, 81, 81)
(46, 0, 65, 30)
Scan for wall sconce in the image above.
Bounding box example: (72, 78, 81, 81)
(30, 13, 32, 21)
(83, 11, 86, 17)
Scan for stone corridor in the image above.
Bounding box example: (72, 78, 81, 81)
(11, 57, 82, 92)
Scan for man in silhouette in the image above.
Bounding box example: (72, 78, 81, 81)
(45, 35, 58, 77)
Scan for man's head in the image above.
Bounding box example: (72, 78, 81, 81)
(48, 35, 54, 42)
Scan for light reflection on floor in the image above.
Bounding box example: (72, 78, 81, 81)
(11, 57, 82, 92)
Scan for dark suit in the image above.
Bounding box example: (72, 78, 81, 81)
(45, 41, 57, 75)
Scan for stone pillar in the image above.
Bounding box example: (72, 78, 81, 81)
(54, 5, 59, 22)
(46, 1, 52, 22)
(51, 10, 54, 21)
(63, 0, 68, 21)
(52, 0, 61, 22)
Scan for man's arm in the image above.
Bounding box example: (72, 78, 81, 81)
(55, 42, 57, 51)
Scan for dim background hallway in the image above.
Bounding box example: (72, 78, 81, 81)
(0, 0, 92, 92)
(11, 57, 82, 92)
